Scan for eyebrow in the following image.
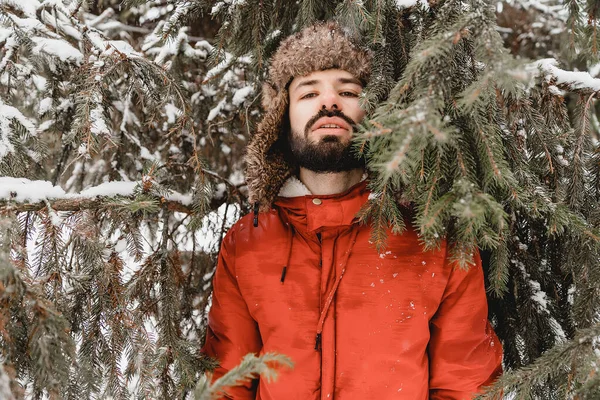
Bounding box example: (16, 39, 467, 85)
(292, 77, 363, 92)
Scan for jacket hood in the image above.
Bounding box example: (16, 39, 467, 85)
(244, 21, 372, 212)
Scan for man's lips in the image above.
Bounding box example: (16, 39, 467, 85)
(311, 117, 351, 133)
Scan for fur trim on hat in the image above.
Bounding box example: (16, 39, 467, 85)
(245, 21, 372, 211)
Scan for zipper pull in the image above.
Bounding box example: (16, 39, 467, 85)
(314, 333, 322, 351)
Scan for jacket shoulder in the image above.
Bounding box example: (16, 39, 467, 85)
(224, 209, 286, 248)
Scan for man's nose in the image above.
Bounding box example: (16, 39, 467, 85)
(320, 90, 341, 110)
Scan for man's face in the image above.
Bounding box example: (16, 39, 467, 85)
(287, 69, 366, 173)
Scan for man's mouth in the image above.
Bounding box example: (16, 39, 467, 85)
(312, 117, 351, 133)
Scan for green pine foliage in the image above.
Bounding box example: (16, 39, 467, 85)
(193, 353, 293, 400)
(1, 0, 600, 398)
(174, 0, 600, 398)
(0, 0, 249, 397)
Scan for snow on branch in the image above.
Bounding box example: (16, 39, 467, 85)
(534, 58, 600, 95)
(0, 177, 194, 213)
(395, 0, 429, 10)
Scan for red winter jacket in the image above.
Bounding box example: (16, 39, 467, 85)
(202, 180, 502, 399)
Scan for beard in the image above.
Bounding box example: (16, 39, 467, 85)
(287, 108, 365, 173)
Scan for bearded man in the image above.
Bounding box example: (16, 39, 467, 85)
(202, 22, 503, 399)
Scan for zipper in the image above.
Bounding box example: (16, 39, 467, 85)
(317, 231, 323, 351)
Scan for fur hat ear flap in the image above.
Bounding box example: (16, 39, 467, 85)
(246, 86, 292, 210)
(261, 82, 278, 110)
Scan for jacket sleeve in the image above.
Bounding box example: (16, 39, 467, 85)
(428, 250, 503, 400)
(201, 227, 262, 399)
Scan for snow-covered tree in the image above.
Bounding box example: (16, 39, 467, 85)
(0, 0, 254, 397)
(1, 0, 600, 398)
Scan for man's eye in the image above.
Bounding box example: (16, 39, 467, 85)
(300, 93, 317, 99)
(340, 91, 359, 97)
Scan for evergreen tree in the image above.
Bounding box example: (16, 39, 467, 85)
(1, 0, 600, 398)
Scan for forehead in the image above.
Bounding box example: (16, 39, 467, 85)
(289, 69, 362, 93)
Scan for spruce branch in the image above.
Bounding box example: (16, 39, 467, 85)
(357, 182, 406, 253)
(0, 197, 194, 214)
(478, 322, 600, 400)
(194, 353, 294, 400)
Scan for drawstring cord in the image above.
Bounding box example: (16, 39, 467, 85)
(254, 200, 360, 350)
(281, 225, 295, 283)
(255, 204, 294, 284)
(314, 228, 360, 351)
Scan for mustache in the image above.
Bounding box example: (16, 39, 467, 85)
(304, 108, 357, 136)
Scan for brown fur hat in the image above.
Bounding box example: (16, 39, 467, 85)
(245, 21, 372, 211)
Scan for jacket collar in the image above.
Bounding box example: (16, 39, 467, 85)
(274, 178, 369, 233)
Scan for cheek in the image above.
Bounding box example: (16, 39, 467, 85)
(289, 103, 313, 132)
(345, 101, 366, 123)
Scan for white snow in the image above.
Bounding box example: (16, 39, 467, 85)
(211, 0, 247, 15)
(161, 0, 192, 38)
(139, 146, 159, 162)
(33, 37, 84, 63)
(231, 85, 254, 106)
(39, 9, 81, 41)
(86, 31, 107, 53)
(547, 85, 565, 96)
(0, 27, 11, 42)
(167, 191, 193, 205)
(395, 0, 429, 9)
(153, 29, 189, 65)
(529, 279, 548, 311)
(0, 99, 37, 160)
(164, 103, 182, 124)
(228, 170, 244, 186)
(590, 63, 600, 78)
(87, 8, 116, 28)
(12, 16, 47, 33)
(0, 177, 194, 206)
(0, 99, 37, 136)
(79, 181, 137, 198)
(38, 120, 53, 132)
(557, 155, 569, 166)
(535, 58, 600, 92)
(211, 2, 226, 14)
(550, 317, 566, 342)
(204, 52, 233, 82)
(0, 0, 39, 17)
(39, 98, 53, 114)
(114, 238, 128, 253)
(104, 40, 142, 57)
(0, 177, 66, 202)
(207, 98, 227, 121)
(0, 36, 17, 72)
(90, 103, 110, 136)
